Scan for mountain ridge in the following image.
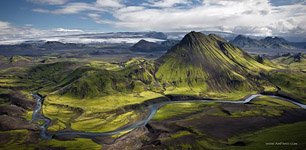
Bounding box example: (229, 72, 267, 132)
(231, 35, 296, 50)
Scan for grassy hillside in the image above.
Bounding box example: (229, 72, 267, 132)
(267, 53, 306, 102)
(272, 53, 306, 72)
(267, 70, 306, 103)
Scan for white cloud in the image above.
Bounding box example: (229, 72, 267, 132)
(0, 21, 87, 44)
(55, 28, 84, 32)
(106, 0, 305, 37)
(51, 2, 102, 14)
(233, 26, 273, 36)
(28, 0, 70, 5)
(32, 0, 125, 14)
(96, 0, 124, 8)
(88, 13, 114, 24)
(144, 0, 191, 8)
(18, 0, 306, 37)
(0, 21, 165, 44)
(0, 21, 11, 29)
(0, 23, 46, 41)
(32, 8, 51, 13)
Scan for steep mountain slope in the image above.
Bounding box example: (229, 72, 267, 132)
(156, 31, 272, 93)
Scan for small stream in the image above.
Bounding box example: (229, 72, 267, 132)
(32, 93, 306, 139)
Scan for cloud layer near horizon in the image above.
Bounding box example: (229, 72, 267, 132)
(28, 0, 306, 36)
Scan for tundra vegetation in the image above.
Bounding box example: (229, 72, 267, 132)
(0, 32, 306, 149)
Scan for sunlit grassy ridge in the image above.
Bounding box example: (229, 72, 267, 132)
(71, 110, 141, 132)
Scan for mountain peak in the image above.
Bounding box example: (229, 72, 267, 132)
(138, 39, 149, 43)
(179, 31, 227, 47)
(233, 35, 253, 41)
(130, 39, 166, 52)
(262, 36, 287, 43)
(236, 35, 248, 39)
(181, 31, 206, 44)
(178, 31, 227, 49)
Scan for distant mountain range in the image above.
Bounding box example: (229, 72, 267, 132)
(0, 41, 85, 51)
(230, 35, 304, 50)
(1, 31, 305, 56)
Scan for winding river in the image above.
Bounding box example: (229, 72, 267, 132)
(31, 94, 306, 139)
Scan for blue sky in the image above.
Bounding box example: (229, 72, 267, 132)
(0, 0, 305, 39)
(0, 0, 113, 30)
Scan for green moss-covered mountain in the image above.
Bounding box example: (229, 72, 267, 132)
(156, 31, 272, 93)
